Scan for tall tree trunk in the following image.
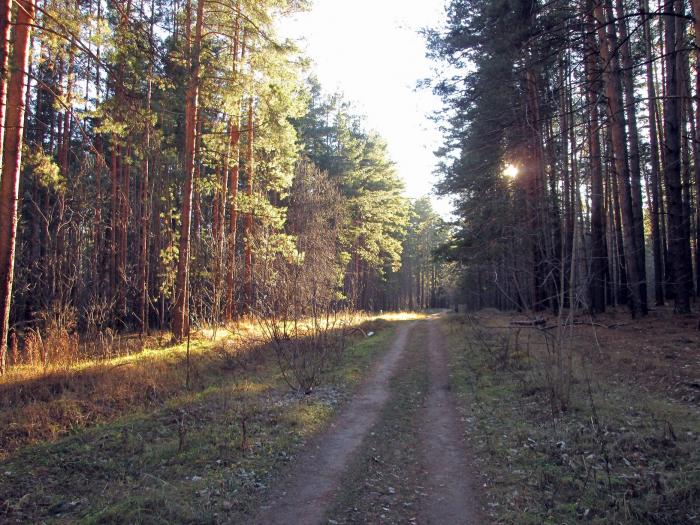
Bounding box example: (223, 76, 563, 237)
(192, 109, 203, 247)
(0, 0, 12, 162)
(614, 0, 647, 311)
(0, 0, 35, 373)
(243, 96, 254, 312)
(585, 2, 606, 313)
(109, 139, 119, 301)
(224, 118, 241, 321)
(172, 0, 204, 341)
(662, 0, 692, 313)
(593, 0, 644, 316)
(139, 77, 152, 334)
(117, 142, 130, 320)
(641, 0, 665, 305)
(224, 21, 243, 322)
(657, 2, 674, 298)
(679, 48, 695, 295)
(524, 67, 548, 311)
(692, 0, 700, 296)
(560, 58, 573, 308)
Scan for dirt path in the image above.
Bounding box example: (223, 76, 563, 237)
(251, 322, 414, 525)
(418, 316, 482, 524)
(252, 317, 482, 524)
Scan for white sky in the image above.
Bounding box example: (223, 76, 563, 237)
(279, 0, 453, 218)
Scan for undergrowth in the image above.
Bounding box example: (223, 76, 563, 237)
(443, 313, 700, 525)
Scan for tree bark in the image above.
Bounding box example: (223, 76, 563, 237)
(172, 0, 204, 341)
(0, 0, 35, 373)
(139, 77, 152, 334)
(614, 0, 647, 311)
(692, 0, 700, 296)
(593, 0, 644, 316)
(662, 0, 692, 313)
(224, 20, 243, 322)
(243, 96, 254, 313)
(524, 67, 549, 311)
(0, 0, 12, 162)
(585, 1, 606, 313)
(641, 0, 665, 305)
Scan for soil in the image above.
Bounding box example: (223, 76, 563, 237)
(251, 323, 413, 524)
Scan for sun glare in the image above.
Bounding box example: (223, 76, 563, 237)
(503, 164, 519, 178)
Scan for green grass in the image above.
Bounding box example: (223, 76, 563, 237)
(441, 314, 700, 525)
(0, 318, 410, 524)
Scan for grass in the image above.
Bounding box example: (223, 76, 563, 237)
(326, 320, 429, 524)
(441, 312, 700, 525)
(0, 312, 424, 523)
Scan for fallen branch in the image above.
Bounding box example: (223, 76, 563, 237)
(510, 318, 546, 327)
(540, 320, 632, 331)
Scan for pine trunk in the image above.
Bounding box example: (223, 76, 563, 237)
(593, 0, 644, 316)
(692, 0, 700, 296)
(0, 0, 35, 373)
(662, 0, 692, 313)
(614, 0, 647, 311)
(585, 2, 606, 313)
(243, 97, 254, 312)
(172, 0, 204, 341)
(641, 0, 665, 305)
(0, 0, 12, 161)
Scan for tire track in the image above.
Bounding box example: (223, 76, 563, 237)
(419, 316, 483, 524)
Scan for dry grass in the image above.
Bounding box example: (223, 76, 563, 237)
(0, 313, 419, 459)
(443, 309, 700, 524)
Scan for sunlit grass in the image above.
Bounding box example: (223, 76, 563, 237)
(0, 311, 422, 459)
(371, 311, 426, 322)
(2, 311, 425, 387)
(0, 312, 414, 523)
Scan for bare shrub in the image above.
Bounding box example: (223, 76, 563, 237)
(23, 328, 41, 366)
(9, 330, 18, 366)
(255, 163, 350, 393)
(84, 295, 114, 337)
(260, 307, 351, 393)
(213, 336, 266, 389)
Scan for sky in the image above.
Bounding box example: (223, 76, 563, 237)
(278, 0, 453, 218)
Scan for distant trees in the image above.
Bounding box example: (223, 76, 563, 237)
(429, 0, 700, 316)
(387, 198, 453, 311)
(294, 82, 410, 309)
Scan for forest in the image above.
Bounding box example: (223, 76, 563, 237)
(0, 0, 698, 522)
(429, 0, 700, 319)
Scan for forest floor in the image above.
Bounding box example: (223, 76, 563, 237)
(443, 306, 700, 524)
(1, 308, 698, 524)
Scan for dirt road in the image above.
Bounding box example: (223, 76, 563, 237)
(251, 316, 481, 524)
